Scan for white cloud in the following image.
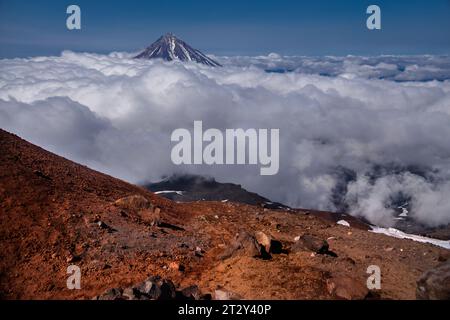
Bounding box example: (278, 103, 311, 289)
(1, 52, 450, 227)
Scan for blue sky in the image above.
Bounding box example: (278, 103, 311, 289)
(0, 0, 449, 58)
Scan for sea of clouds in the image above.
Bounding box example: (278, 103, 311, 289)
(1, 51, 450, 227)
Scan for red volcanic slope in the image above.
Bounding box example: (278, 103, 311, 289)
(0, 129, 447, 300)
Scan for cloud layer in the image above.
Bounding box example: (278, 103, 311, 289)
(1, 51, 450, 227)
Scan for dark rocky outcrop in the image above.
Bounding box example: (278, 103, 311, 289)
(93, 276, 205, 301)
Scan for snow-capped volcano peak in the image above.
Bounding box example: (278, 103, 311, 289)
(134, 33, 222, 67)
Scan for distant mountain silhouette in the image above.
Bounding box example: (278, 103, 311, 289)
(145, 174, 289, 209)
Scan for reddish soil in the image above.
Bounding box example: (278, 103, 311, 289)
(0, 129, 447, 300)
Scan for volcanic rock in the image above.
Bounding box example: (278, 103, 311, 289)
(179, 285, 202, 300)
(219, 231, 264, 260)
(214, 289, 242, 300)
(255, 231, 272, 254)
(416, 260, 450, 300)
(114, 195, 153, 212)
(326, 274, 369, 300)
(95, 288, 123, 300)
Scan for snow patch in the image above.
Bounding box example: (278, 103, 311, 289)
(337, 220, 350, 227)
(154, 190, 184, 196)
(370, 226, 450, 249)
(399, 208, 409, 217)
